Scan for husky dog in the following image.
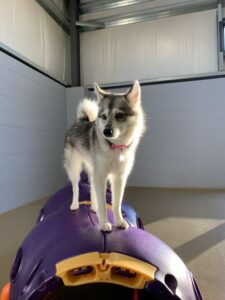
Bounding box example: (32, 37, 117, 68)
(64, 80, 145, 232)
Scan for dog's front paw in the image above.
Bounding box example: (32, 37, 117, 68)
(70, 202, 79, 211)
(100, 222, 112, 232)
(115, 218, 129, 230)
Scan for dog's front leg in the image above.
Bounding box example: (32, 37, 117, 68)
(111, 174, 129, 229)
(94, 176, 112, 232)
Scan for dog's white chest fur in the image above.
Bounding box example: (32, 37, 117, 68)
(100, 143, 135, 176)
(95, 148, 129, 175)
(119, 153, 125, 162)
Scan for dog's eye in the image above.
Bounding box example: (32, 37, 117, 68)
(101, 114, 107, 120)
(115, 113, 125, 120)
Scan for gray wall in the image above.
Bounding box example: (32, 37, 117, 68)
(0, 51, 67, 213)
(66, 87, 85, 128)
(67, 79, 225, 189)
(131, 78, 225, 188)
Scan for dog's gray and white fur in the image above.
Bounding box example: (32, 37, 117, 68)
(64, 80, 145, 232)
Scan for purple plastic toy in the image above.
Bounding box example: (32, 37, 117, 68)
(2, 174, 203, 300)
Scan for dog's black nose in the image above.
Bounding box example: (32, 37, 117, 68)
(103, 128, 114, 137)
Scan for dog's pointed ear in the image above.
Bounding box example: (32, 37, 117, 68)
(126, 80, 141, 106)
(94, 82, 107, 100)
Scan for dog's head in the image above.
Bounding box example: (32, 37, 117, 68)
(94, 81, 144, 144)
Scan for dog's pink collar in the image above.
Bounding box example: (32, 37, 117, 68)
(108, 141, 132, 150)
(111, 143, 129, 149)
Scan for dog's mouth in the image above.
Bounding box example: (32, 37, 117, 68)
(104, 135, 118, 142)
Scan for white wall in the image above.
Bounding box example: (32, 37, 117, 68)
(80, 9, 218, 85)
(0, 0, 70, 84)
(0, 51, 67, 213)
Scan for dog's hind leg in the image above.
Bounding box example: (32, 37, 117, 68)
(84, 164, 98, 213)
(64, 148, 82, 210)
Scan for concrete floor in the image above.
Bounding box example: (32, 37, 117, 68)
(0, 188, 225, 300)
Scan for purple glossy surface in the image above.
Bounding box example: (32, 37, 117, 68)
(9, 176, 203, 300)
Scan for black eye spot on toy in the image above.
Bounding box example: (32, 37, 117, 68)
(165, 274, 178, 294)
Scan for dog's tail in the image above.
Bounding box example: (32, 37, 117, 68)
(77, 98, 98, 122)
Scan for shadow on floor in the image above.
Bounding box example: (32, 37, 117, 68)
(125, 187, 225, 223)
(174, 221, 225, 262)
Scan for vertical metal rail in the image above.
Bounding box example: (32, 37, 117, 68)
(69, 0, 80, 86)
(217, 0, 224, 71)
